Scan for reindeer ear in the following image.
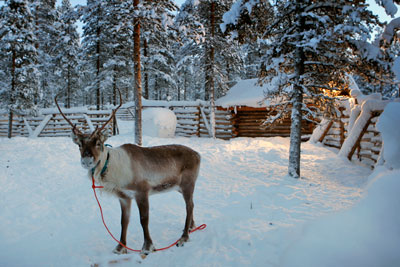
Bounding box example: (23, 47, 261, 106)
(71, 129, 81, 145)
(98, 131, 109, 143)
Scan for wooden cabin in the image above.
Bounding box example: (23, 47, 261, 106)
(216, 79, 316, 138)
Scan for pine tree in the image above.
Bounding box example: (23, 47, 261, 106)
(31, 0, 59, 108)
(174, 0, 205, 100)
(53, 0, 81, 108)
(101, 0, 133, 105)
(186, 0, 242, 137)
(81, 0, 107, 110)
(0, 0, 39, 138)
(140, 0, 178, 100)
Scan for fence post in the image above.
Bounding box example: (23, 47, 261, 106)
(197, 106, 201, 137)
(7, 110, 13, 138)
(318, 120, 334, 143)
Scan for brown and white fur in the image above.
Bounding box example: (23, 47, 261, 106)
(73, 130, 200, 257)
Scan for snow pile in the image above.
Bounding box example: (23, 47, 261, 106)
(142, 108, 176, 138)
(376, 102, 400, 169)
(282, 167, 400, 267)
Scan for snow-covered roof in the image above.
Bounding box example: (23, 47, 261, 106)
(216, 78, 272, 108)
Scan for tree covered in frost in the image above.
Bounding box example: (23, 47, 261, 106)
(30, 0, 59, 108)
(223, 0, 394, 177)
(376, 0, 400, 97)
(53, 0, 81, 108)
(141, 0, 178, 100)
(221, 0, 273, 79)
(174, 0, 206, 100)
(198, 0, 242, 100)
(101, 0, 134, 105)
(0, 0, 39, 137)
(80, 0, 109, 109)
(175, 0, 243, 137)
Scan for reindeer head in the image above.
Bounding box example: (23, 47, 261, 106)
(71, 129, 109, 169)
(55, 90, 122, 170)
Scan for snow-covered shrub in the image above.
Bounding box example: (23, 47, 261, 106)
(143, 108, 177, 138)
(377, 102, 400, 169)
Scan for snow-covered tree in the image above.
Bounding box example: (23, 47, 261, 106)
(101, 0, 133, 105)
(223, 0, 394, 177)
(174, 0, 205, 100)
(53, 0, 81, 108)
(141, 0, 178, 100)
(221, 0, 273, 79)
(31, 0, 59, 108)
(376, 0, 400, 96)
(0, 0, 39, 137)
(80, 0, 108, 110)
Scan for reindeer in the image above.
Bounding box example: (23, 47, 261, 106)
(55, 92, 201, 257)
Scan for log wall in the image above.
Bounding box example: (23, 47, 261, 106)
(226, 107, 315, 138)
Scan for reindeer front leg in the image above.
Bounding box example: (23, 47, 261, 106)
(177, 184, 195, 247)
(135, 192, 155, 256)
(113, 198, 131, 254)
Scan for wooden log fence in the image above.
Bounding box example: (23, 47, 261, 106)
(0, 109, 116, 138)
(2, 101, 316, 141)
(318, 105, 384, 169)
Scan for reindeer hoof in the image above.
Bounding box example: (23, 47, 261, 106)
(113, 245, 127, 254)
(140, 243, 155, 258)
(176, 236, 189, 247)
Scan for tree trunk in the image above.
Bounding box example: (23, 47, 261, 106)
(184, 74, 187, 100)
(133, 0, 142, 146)
(288, 0, 305, 178)
(209, 1, 216, 139)
(288, 90, 303, 177)
(113, 68, 117, 136)
(96, 26, 101, 110)
(8, 110, 13, 139)
(9, 49, 16, 139)
(143, 38, 149, 99)
(67, 65, 71, 108)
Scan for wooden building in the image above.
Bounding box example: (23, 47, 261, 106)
(216, 79, 316, 139)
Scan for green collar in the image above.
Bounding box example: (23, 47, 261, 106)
(91, 152, 110, 176)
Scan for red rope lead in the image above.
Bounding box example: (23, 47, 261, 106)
(91, 177, 206, 254)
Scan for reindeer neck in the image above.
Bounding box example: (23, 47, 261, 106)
(91, 148, 110, 178)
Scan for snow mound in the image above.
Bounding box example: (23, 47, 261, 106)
(282, 167, 400, 267)
(143, 108, 176, 138)
(376, 102, 400, 169)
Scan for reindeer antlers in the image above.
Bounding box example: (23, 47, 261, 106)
(54, 88, 123, 137)
(54, 93, 82, 135)
(92, 88, 123, 136)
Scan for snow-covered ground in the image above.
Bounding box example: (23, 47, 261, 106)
(0, 120, 399, 267)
